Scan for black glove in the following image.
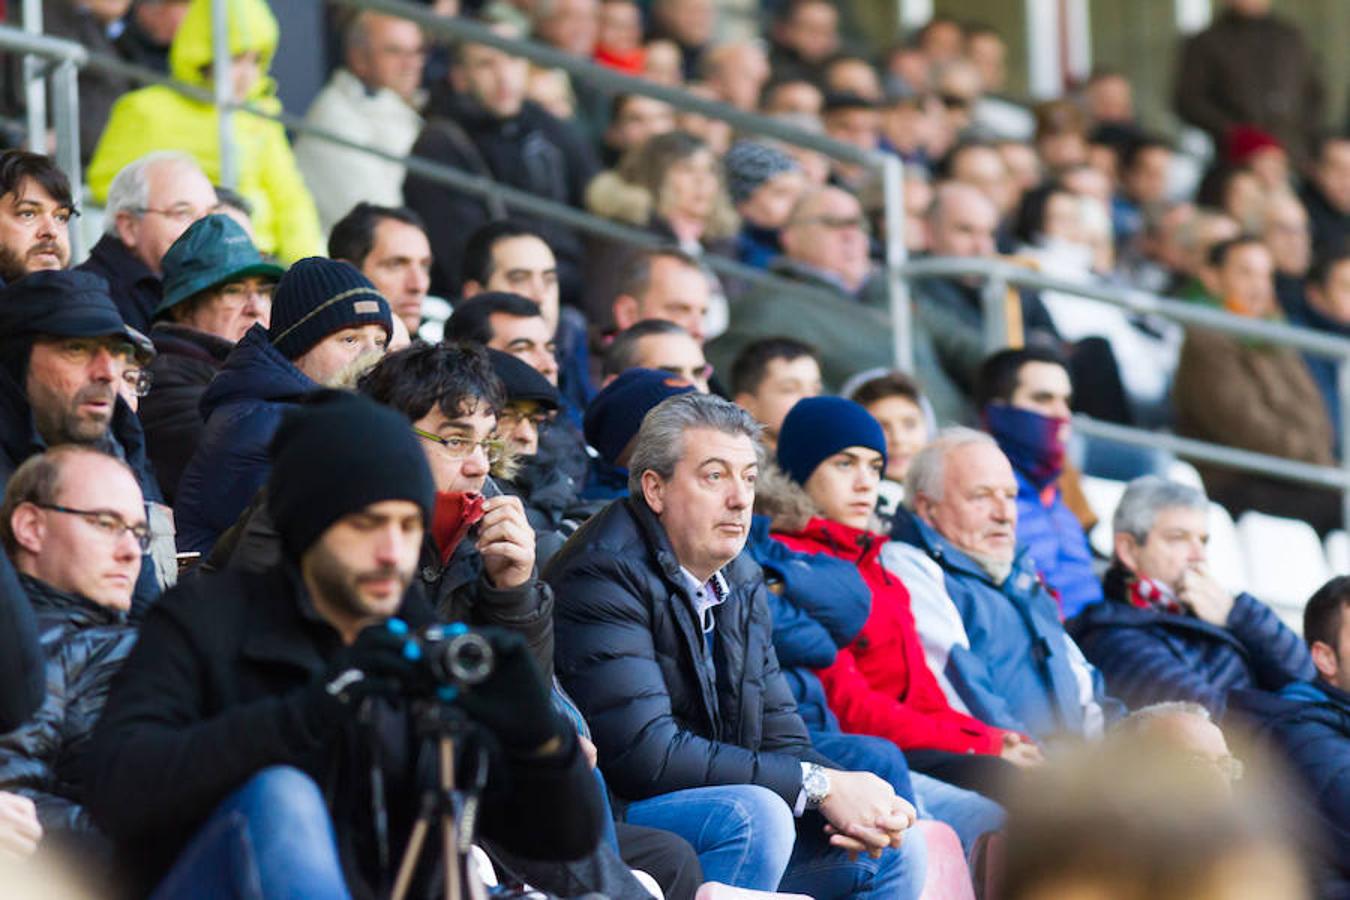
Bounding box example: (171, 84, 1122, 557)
(453, 628, 565, 754)
(309, 622, 420, 720)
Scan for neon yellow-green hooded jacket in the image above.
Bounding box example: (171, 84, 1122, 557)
(87, 0, 322, 263)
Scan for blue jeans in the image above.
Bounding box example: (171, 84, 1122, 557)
(151, 766, 350, 900)
(911, 772, 1005, 856)
(625, 785, 796, 891)
(779, 809, 926, 900)
(810, 730, 915, 803)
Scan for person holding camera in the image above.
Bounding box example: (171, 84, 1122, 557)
(86, 392, 603, 898)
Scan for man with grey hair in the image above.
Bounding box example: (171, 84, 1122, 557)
(885, 428, 1116, 745)
(294, 12, 426, 234)
(547, 393, 925, 898)
(1068, 475, 1311, 715)
(1113, 702, 1243, 787)
(76, 151, 218, 332)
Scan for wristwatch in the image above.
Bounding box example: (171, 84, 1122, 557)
(802, 763, 830, 810)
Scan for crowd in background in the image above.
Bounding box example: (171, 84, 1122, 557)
(0, 0, 1348, 898)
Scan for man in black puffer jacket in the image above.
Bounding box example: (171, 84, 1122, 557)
(0, 447, 143, 878)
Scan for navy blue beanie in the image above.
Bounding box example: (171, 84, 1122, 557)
(776, 396, 887, 485)
(268, 257, 392, 360)
(585, 368, 697, 466)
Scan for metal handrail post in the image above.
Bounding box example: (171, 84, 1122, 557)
(211, 0, 237, 188)
(22, 0, 45, 153)
(1337, 356, 1350, 527)
(880, 154, 913, 373)
(49, 58, 83, 261)
(980, 273, 1009, 352)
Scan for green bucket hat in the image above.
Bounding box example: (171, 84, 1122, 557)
(155, 213, 285, 316)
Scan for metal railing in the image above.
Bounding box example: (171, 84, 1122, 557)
(900, 256, 1350, 524)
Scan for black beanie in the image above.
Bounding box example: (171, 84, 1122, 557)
(267, 257, 392, 360)
(268, 391, 435, 558)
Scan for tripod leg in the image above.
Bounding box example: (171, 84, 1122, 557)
(393, 816, 431, 900)
(441, 736, 460, 900)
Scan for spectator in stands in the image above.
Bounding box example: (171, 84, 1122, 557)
(459, 221, 594, 417)
(1174, 0, 1324, 169)
(1173, 236, 1340, 532)
(0, 272, 164, 610)
(358, 344, 554, 670)
(38, 0, 138, 166)
(89, 392, 600, 898)
(0, 550, 43, 737)
(602, 94, 676, 167)
(594, 0, 643, 75)
(879, 89, 934, 175)
(1082, 68, 1135, 126)
(77, 152, 218, 333)
(1172, 208, 1242, 300)
(88, 0, 324, 265)
(824, 57, 884, 104)
(1114, 135, 1174, 249)
(610, 248, 711, 341)
(532, 0, 599, 59)
(849, 371, 932, 489)
(1302, 133, 1350, 258)
(117, 0, 189, 73)
(975, 348, 1102, 618)
(1259, 190, 1313, 315)
(294, 12, 426, 235)
(211, 184, 255, 236)
(770, 398, 1029, 799)
(328, 203, 435, 341)
(0, 150, 72, 285)
(941, 142, 1019, 240)
(888, 428, 1116, 744)
(445, 292, 591, 490)
(822, 93, 882, 189)
(1032, 100, 1090, 176)
(486, 349, 570, 545)
(603, 320, 710, 393)
(547, 392, 921, 897)
(646, 0, 714, 81)
(584, 131, 735, 328)
(1290, 249, 1350, 454)
(406, 13, 597, 300)
(175, 258, 392, 554)
(0, 448, 142, 876)
(769, 0, 840, 86)
(140, 214, 283, 504)
(762, 77, 825, 119)
(1001, 725, 1309, 900)
(1071, 476, 1312, 714)
(730, 337, 821, 451)
(1231, 575, 1350, 897)
(701, 41, 771, 113)
(581, 367, 696, 502)
(724, 141, 806, 270)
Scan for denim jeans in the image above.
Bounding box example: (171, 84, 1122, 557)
(810, 730, 915, 803)
(151, 766, 350, 900)
(779, 809, 926, 900)
(911, 772, 1006, 856)
(624, 784, 796, 891)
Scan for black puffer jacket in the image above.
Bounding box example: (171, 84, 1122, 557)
(0, 575, 136, 834)
(545, 495, 831, 806)
(140, 323, 234, 505)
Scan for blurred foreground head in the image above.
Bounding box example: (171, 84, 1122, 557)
(1003, 729, 1310, 900)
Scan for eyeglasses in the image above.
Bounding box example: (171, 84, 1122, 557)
(134, 204, 204, 224)
(32, 503, 152, 551)
(122, 367, 153, 398)
(217, 283, 275, 305)
(412, 427, 505, 464)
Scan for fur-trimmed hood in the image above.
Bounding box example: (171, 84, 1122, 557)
(586, 169, 654, 228)
(753, 463, 818, 534)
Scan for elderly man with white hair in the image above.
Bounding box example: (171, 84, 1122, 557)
(885, 427, 1118, 744)
(1068, 476, 1312, 715)
(76, 151, 218, 332)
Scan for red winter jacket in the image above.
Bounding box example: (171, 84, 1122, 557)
(773, 517, 1008, 755)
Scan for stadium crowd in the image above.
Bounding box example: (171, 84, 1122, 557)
(0, 0, 1348, 897)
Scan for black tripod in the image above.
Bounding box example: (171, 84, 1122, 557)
(389, 702, 489, 900)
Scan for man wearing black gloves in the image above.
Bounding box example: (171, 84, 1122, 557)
(87, 392, 601, 898)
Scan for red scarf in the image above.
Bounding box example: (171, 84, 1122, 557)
(431, 491, 485, 566)
(1128, 574, 1184, 616)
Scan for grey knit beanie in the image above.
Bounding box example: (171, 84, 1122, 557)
(724, 141, 799, 205)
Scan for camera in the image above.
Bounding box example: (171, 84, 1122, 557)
(389, 620, 496, 694)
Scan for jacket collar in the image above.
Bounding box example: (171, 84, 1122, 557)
(782, 516, 885, 567)
(89, 233, 160, 290)
(892, 505, 1026, 586)
(625, 494, 696, 591)
(150, 321, 236, 364)
(18, 572, 127, 627)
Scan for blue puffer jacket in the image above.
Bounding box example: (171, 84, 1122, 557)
(174, 324, 318, 554)
(1229, 681, 1350, 896)
(745, 515, 871, 732)
(1013, 469, 1102, 619)
(1069, 563, 1313, 715)
(891, 508, 1119, 741)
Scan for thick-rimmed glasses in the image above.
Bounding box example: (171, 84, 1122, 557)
(412, 428, 504, 464)
(32, 503, 152, 551)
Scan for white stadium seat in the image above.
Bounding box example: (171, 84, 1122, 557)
(1236, 511, 1328, 630)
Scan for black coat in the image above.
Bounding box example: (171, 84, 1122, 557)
(0, 575, 136, 834)
(87, 565, 602, 897)
(0, 552, 44, 733)
(403, 91, 598, 299)
(74, 234, 163, 335)
(140, 323, 234, 505)
(544, 496, 831, 807)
